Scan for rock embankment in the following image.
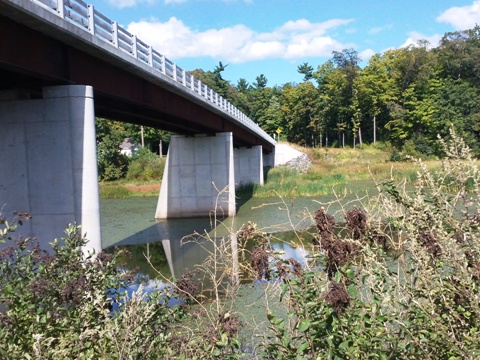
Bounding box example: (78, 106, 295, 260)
(285, 153, 312, 173)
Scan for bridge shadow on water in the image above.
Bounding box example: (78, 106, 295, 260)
(101, 177, 361, 288)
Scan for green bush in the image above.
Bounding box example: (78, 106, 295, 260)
(0, 213, 245, 358)
(126, 148, 166, 181)
(0, 217, 186, 358)
(260, 129, 480, 358)
(97, 130, 130, 181)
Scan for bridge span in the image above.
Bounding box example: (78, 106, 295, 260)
(0, 0, 276, 254)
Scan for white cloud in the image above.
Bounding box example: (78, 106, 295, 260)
(108, 0, 155, 9)
(358, 48, 375, 62)
(164, 0, 187, 4)
(437, 0, 480, 30)
(126, 17, 354, 63)
(400, 31, 442, 48)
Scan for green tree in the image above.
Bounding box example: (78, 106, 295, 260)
(236, 78, 250, 93)
(352, 53, 395, 144)
(122, 123, 172, 155)
(314, 52, 359, 148)
(430, 78, 480, 155)
(436, 25, 480, 87)
(253, 74, 268, 89)
(281, 82, 322, 146)
(383, 42, 440, 154)
(96, 118, 129, 181)
(297, 62, 314, 81)
(190, 62, 234, 100)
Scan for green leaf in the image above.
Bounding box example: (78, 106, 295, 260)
(334, 271, 342, 283)
(346, 268, 355, 280)
(297, 341, 309, 353)
(298, 319, 311, 332)
(347, 284, 357, 297)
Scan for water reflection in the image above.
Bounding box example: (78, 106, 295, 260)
(100, 195, 351, 290)
(108, 226, 315, 292)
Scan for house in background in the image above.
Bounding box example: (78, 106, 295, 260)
(119, 137, 139, 157)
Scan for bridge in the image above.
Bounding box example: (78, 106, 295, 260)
(0, 0, 276, 254)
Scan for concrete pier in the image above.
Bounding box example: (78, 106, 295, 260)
(156, 133, 236, 219)
(0, 85, 102, 256)
(234, 146, 264, 187)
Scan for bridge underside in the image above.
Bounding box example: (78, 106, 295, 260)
(0, 2, 274, 250)
(0, 13, 273, 152)
(0, 85, 266, 253)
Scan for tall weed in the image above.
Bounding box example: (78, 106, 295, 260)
(255, 129, 480, 358)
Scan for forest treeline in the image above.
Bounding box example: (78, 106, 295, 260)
(192, 26, 480, 157)
(97, 25, 480, 180)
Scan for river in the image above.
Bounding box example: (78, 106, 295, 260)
(100, 184, 376, 287)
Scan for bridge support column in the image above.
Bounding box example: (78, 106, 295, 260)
(234, 146, 264, 187)
(0, 85, 101, 256)
(156, 133, 235, 219)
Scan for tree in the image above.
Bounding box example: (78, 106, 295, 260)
(382, 42, 439, 153)
(331, 49, 361, 147)
(312, 49, 361, 148)
(352, 53, 395, 144)
(95, 118, 129, 181)
(297, 62, 314, 81)
(122, 123, 173, 155)
(436, 25, 480, 87)
(281, 82, 322, 146)
(253, 74, 268, 89)
(190, 62, 234, 100)
(236, 78, 250, 93)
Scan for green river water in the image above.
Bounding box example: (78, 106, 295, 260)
(101, 182, 377, 282)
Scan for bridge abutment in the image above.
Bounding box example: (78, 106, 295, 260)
(0, 85, 101, 256)
(156, 133, 236, 219)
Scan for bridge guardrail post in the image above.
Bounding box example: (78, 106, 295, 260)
(87, 4, 94, 35)
(172, 63, 177, 81)
(160, 55, 166, 74)
(131, 34, 137, 58)
(57, 0, 64, 18)
(112, 21, 118, 47)
(148, 45, 153, 66)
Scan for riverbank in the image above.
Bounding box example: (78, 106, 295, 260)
(100, 180, 378, 249)
(99, 144, 440, 200)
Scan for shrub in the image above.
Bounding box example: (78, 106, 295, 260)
(0, 216, 184, 358)
(261, 129, 480, 358)
(126, 148, 166, 181)
(97, 136, 130, 181)
(0, 211, 245, 358)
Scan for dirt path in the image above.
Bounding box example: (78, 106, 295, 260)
(124, 183, 160, 193)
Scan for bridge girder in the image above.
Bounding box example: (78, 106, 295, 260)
(0, 11, 273, 152)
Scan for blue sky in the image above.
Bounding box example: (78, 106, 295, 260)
(89, 0, 480, 86)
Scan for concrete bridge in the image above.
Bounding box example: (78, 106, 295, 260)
(0, 0, 276, 254)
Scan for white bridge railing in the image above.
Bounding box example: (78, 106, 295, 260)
(32, 0, 275, 145)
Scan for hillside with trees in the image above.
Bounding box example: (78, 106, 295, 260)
(96, 25, 480, 182)
(192, 26, 480, 158)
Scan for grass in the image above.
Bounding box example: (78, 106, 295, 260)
(100, 142, 442, 199)
(237, 142, 442, 199)
(99, 180, 160, 199)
